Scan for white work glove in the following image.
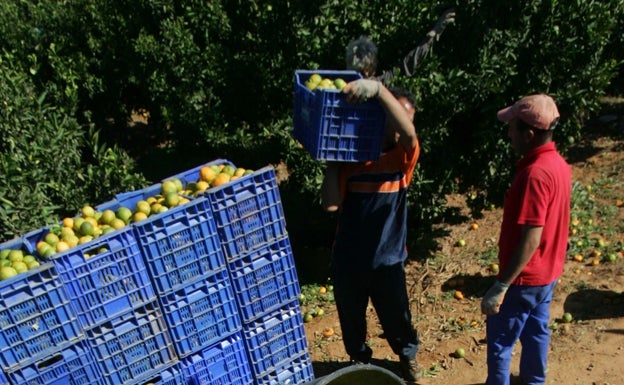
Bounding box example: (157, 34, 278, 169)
(343, 79, 381, 103)
(481, 280, 510, 315)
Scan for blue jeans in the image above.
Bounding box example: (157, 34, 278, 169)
(485, 281, 557, 385)
(331, 263, 419, 362)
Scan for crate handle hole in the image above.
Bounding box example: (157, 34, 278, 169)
(37, 353, 63, 369)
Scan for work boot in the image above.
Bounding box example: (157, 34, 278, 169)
(399, 357, 423, 382)
(349, 345, 372, 365)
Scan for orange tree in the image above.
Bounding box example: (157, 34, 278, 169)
(1, 0, 623, 253)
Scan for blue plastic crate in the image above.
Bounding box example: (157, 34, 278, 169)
(98, 187, 226, 295)
(126, 362, 185, 385)
(111, 181, 164, 206)
(229, 237, 301, 323)
(203, 165, 288, 262)
(242, 300, 310, 379)
(182, 332, 253, 385)
(5, 338, 104, 385)
(0, 238, 83, 370)
(24, 226, 156, 328)
(254, 352, 315, 385)
(0, 368, 6, 385)
(293, 69, 386, 162)
(159, 269, 241, 358)
(86, 301, 177, 385)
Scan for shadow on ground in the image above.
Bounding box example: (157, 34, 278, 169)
(441, 274, 496, 298)
(563, 288, 624, 321)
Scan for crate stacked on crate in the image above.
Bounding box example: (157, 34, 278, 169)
(243, 300, 314, 385)
(293, 69, 386, 162)
(84, 302, 177, 385)
(22, 184, 186, 385)
(181, 332, 253, 385)
(166, 160, 315, 385)
(106, 160, 243, 361)
(0, 237, 101, 384)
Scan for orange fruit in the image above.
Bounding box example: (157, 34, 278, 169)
(221, 165, 236, 176)
(73, 217, 86, 233)
(55, 241, 70, 252)
(199, 166, 217, 183)
(164, 192, 180, 207)
(322, 328, 335, 338)
(0, 266, 18, 280)
(79, 235, 93, 245)
(133, 212, 148, 223)
(44, 232, 60, 246)
(64, 235, 80, 248)
(454, 290, 464, 300)
(85, 217, 99, 229)
(79, 221, 95, 237)
(62, 217, 74, 228)
(161, 180, 178, 196)
(196, 181, 209, 192)
(309, 73, 322, 85)
(170, 178, 183, 192)
(100, 209, 116, 225)
(110, 218, 126, 230)
(60, 226, 75, 239)
(136, 200, 151, 216)
(81, 205, 96, 218)
(116, 207, 133, 224)
(212, 173, 231, 187)
(8, 250, 23, 263)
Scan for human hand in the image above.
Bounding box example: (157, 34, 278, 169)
(481, 280, 510, 315)
(428, 8, 456, 39)
(343, 79, 381, 103)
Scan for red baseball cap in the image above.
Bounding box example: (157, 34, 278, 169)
(497, 94, 560, 130)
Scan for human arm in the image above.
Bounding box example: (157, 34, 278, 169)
(402, 8, 456, 77)
(321, 162, 341, 212)
(377, 8, 456, 84)
(481, 224, 543, 315)
(343, 79, 418, 151)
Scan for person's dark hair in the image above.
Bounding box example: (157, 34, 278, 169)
(516, 118, 552, 136)
(516, 118, 558, 140)
(346, 36, 378, 75)
(388, 86, 416, 110)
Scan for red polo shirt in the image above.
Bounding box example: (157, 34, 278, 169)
(498, 142, 571, 286)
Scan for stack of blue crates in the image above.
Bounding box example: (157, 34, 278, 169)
(165, 161, 315, 385)
(0, 237, 100, 385)
(22, 211, 179, 384)
(0, 158, 313, 385)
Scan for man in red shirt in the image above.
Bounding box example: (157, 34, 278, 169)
(482, 94, 571, 385)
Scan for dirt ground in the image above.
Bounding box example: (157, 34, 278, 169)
(300, 118, 624, 385)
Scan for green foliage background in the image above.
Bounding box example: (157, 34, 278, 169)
(1, 0, 623, 249)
